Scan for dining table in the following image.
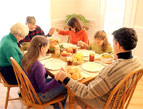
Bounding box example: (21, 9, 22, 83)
(39, 47, 108, 109)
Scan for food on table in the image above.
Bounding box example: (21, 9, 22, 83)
(49, 39, 59, 48)
(65, 48, 73, 53)
(61, 51, 72, 57)
(49, 39, 60, 53)
(21, 42, 30, 51)
(49, 47, 55, 53)
(101, 53, 113, 64)
(59, 44, 64, 52)
(102, 54, 113, 58)
(66, 66, 82, 80)
(61, 51, 72, 61)
(73, 53, 83, 65)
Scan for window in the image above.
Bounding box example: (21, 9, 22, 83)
(0, 0, 51, 41)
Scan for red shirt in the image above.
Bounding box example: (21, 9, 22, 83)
(59, 29, 88, 45)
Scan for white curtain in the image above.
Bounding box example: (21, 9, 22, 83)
(104, 0, 126, 35)
(0, 0, 51, 41)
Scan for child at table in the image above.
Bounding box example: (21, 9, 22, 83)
(56, 17, 89, 45)
(22, 35, 67, 109)
(78, 30, 113, 54)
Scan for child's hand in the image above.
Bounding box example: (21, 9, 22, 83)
(55, 67, 68, 82)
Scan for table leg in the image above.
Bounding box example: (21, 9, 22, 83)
(68, 88, 75, 109)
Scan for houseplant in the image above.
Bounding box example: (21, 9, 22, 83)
(64, 14, 89, 30)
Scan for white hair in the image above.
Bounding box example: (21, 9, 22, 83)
(10, 22, 29, 38)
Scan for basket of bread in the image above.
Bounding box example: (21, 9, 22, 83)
(66, 66, 83, 80)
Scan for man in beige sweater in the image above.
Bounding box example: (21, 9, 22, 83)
(55, 27, 142, 108)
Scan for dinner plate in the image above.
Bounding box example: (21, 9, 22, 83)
(60, 43, 77, 48)
(77, 50, 95, 57)
(40, 54, 52, 61)
(45, 59, 65, 70)
(81, 62, 104, 72)
(45, 62, 65, 70)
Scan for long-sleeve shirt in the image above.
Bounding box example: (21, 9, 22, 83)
(0, 33, 22, 67)
(19, 25, 51, 43)
(25, 60, 60, 93)
(58, 29, 88, 45)
(65, 52, 142, 108)
(89, 42, 113, 54)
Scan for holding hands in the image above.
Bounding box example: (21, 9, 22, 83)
(55, 68, 68, 82)
(48, 27, 55, 35)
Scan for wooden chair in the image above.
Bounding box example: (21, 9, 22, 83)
(104, 67, 143, 109)
(85, 67, 143, 109)
(10, 57, 65, 109)
(0, 73, 20, 109)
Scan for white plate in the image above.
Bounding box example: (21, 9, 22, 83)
(45, 59, 65, 70)
(60, 43, 77, 48)
(40, 54, 52, 61)
(45, 62, 65, 70)
(81, 62, 104, 72)
(77, 50, 95, 57)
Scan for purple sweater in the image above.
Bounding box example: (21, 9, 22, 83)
(26, 60, 60, 93)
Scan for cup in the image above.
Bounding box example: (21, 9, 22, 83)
(72, 47, 77, 53)
(89, 53, 95, 62)
(67, 56, 73, 65)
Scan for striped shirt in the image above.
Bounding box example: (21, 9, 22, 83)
(66, 57, 142, 108)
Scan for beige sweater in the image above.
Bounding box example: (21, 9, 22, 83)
(67, 58, 142, 108)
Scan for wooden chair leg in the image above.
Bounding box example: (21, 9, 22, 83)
(5, 87, 10, 109)
(58, 102, 63, 109)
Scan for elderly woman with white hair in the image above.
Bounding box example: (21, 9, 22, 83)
(0, 22, 29, 85)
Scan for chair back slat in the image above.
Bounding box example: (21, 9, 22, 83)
(10, 57, 42, 105)
(112, 88, 121, 108)
(104, 67, 143, 109)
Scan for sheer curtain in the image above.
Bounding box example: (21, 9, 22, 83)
(0, 0, 51, 41)
(104, 0, 126, 35)
(103, 0, 126, 45)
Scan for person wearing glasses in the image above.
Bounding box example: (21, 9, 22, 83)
(56, 17, 89, 45)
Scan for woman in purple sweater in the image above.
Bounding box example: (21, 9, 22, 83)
(22, 35, 67, 109)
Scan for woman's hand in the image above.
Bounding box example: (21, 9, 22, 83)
(56, 28, 60, 33)
(55, 68, 68, 82)
(48, 27, 55, 35)
(77, 41, 88, 48)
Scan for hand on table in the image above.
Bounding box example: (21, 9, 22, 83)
(55, 67, 68, 82)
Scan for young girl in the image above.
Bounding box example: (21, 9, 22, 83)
(56, 17, 88, 45)
(22, 36, 67, 109)
(79, 30, 113, 54)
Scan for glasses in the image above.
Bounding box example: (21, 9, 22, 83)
(69, 28, 72, 31)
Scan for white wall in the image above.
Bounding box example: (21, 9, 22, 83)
(50, 0, 77, 21)
(0, 0, 51, 41)
(134, 0, 143, 33)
